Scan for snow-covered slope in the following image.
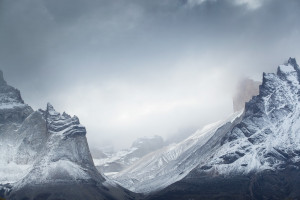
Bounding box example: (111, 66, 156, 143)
(0, 70, 136, 200)
(115, 58, 300, 195)
(146, 58, 300, 200)
(191, 58, 300, 175)
(93, 136, 164, 176)
(113, 110, 243, 193)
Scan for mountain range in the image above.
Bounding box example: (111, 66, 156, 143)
(1, 58, 300, 199)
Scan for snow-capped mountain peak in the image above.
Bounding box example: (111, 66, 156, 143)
(0, 71, 33, 125)
(46, 102, 60, 116)
(0, 70, 136, 200)
(40, 103, 86, 139)
(197, 58, 300, 175)
(113, 58, 300, 194)
(287, 57, 299, 68)
(145, 59, 300, 200)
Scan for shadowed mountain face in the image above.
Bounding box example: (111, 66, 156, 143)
(145, 59, 300, 199)
(0, 70, 136, 200)
(147, 167, 300, 200)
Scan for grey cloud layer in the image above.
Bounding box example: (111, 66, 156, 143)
(1, 0, 300, 148)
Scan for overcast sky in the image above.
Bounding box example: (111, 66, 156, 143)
(1, 0, 300, 149)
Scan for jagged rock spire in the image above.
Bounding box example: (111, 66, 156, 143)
(0, 69, 7, 85)
(0, 69, 33, 123)
(46, 102, 55, 112)
(0, 70, 25, 105)
(287, 57, 299, 69)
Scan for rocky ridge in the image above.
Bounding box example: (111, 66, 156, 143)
(145, 58, 300, 199)
(0, 70, 136, 200)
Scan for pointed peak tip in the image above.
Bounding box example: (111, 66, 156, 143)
(46, 102, 55, 111)
(288, 57, 296, 62)
(287, 57, 299, 67)
(46, 103, 61, 116)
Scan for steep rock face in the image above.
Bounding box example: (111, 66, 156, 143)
(200, 58, 300, 174)
(94, 136, 164, 175)
(0, 70, 35, 184)
(0, 70, 33, 125)
(0, 71, 136, 200)
(15, 111, 47, 165)
(147, 58, 300, 199)
(13, 103, 104, 188)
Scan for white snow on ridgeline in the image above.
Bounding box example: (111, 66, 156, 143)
(2, 58, 300, 197)
(278, 64, 299, 84)
(194, 58, 300, 175)
(112, 110, 243, 193)
(0, 101, 99, 189)
(113, 58, 300, 194)
(0, 71, 134, 200)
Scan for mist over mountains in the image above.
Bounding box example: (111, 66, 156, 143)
(1, 58, 300, 199)
(1, 0, 300, 199)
